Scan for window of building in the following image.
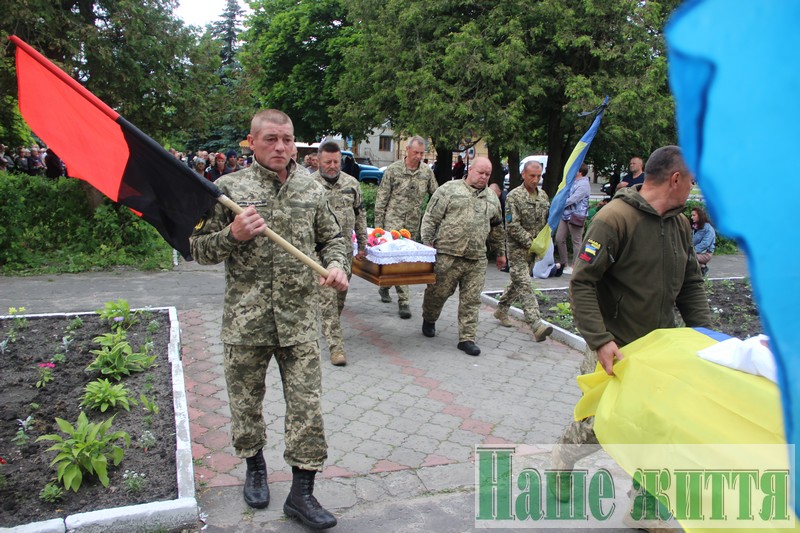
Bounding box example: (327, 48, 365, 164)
(379, 136, 392, 152)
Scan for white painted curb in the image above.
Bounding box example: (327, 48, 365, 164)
(481, 290, 587, 353)
(0, 307, 197, 533)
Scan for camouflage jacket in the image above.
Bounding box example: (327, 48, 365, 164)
(189, 159, 348, 347)
(374, 159, 438, 239)
(312, 170, 368, 253)
(505, 185, 550, 258)
(421, 179, 506, 260)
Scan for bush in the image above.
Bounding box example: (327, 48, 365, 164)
(360, 183, 378, 227)
(0, 170, 172, 273)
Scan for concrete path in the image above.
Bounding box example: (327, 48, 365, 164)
(0, 252, 751, 531)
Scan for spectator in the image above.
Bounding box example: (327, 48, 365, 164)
(492, 160, 553, 342)
(691, 206, 716, 276)
(451, 155, 465, 180)
(532, 242, 563, 279)
(192, 157, 208, 179)
(14, 147, 30, 174)
(305, 153, 319, 173)
(420, 156, 506, 356)
(374, 135, 438, 318)
(555, 163, 591, 275)
(0, 143, 13, 170)
(44, 149, 64, 179)
(27, 145, 45, 175)
(616, 156, 645, 190)
(190, 109, 347, 528)
(207, 153, 227, 182)
(225, 149, 240, 173)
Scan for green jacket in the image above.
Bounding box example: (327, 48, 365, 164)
(374, 159, 438, 239)
(190, 159, 348, 347)
(570, 186, 711, 350)
(504, 184, 550, 261)
(421, 179, 505, 260)
(312, 170, 368, 254)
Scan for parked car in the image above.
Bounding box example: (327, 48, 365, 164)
(341, 150, 383, 184)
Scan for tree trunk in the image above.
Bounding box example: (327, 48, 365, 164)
(433, 141, 452, 186)
(487, 144, 503, 188)
(506, 150, 521, 191)
(544, 110, 564, 199)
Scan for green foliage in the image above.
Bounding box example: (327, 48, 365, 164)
(139, 394, 159, 415)
(39, 482, 64, 503)
(122, 469, 148, 494)
(97, 299, 139, 330)
(36, 412, 130, 492)
(147, 319, 160, 335)
(548, 301, 574, 330)
(52, 353, 66, 364)
(0, 173, 173, 274)
(36, 363, 55, 388)
(87, 331, 156, 381)
(67, 317, 84, 331)
(12, 429, 30, 448)
(360, 183, 378, 227)
(137, 431, 157, 451)
(81, 379, 135, 413)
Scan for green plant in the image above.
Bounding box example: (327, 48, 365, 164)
(139, 393, 159, 415)
(36, 362, 55, 388)
(12, 428, 30, 447)
(360, 183, 378, 227)
(81, 379, 135, 412)
(96, 299, 138, 330)
(142, 414, 153, 428)
(39, 482, 64, 503)
(30, 402, 40, 410)
(534, 289, 550, 305)
(548, 302, 574, 330)
(61, 335, 74, 352)
(0, 338, 7, 355)
(51, 353, 66, 364)
(122, 469, 147, 494)
(67, 316, 84, 330)
(138, 430, 157, 451)
(87, 331, 156, 380)
(36, 412, 130, 492)
(8, 307, 28, 330)
(147, 319, 160, 334)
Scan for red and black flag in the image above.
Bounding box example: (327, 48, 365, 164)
(9, 35, 221, 259)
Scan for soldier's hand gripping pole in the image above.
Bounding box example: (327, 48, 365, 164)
(217, 194, 330, 278)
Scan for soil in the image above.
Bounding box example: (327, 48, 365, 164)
(535, 277, 762, 340)
(0, 312, 177, 528)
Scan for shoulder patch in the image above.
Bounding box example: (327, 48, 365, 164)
(506, 212, 512, 223)
(579, 239, 601, 263)
(194, 218, 206, 231)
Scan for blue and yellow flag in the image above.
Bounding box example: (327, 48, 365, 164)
(529, 96, 609, 257)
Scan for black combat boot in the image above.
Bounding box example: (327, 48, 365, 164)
(243, 449, 270, 509)
(283, 467, 337, 529)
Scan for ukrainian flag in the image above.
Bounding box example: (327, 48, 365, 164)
(529, 96, 609, 257)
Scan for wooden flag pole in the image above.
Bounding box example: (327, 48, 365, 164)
(216, 194, 330, 278)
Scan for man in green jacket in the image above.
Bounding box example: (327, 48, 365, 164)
(552, 145, 711, 514)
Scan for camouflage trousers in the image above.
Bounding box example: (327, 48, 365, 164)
(320, 255, 353, 355)
(553, 346, 600, 467)
(496, 250, 541, 326)
(381, 284, 410, 304)
(422, 253, 486, 342)
(223, 341, 327, 470)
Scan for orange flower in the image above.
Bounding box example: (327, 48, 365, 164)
(399, 229, 411, 239)
(390, 230, 400, 239)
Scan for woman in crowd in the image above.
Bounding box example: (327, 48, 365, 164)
(691, 206, 716, 276)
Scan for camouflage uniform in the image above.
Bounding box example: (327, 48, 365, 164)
(312, 170, 368, 356)
(374, 159, 438, 304)
(420, 179, 505, 341)
(190, 159, 348, 468)
(495, 185, 550, 326)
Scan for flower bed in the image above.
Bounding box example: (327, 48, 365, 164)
(0, 305, 195, 531)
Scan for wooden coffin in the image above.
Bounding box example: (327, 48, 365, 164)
(352, 258, 436, 286)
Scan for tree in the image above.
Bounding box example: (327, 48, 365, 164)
(211, 0, 244, 80)
(241, 0, 357, 142)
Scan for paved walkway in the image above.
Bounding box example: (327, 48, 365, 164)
(0, 253, 750, 531)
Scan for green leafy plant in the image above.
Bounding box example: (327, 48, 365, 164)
(8, 307, 28, 330)
(39, 482, 64, 503)
(147, 319, 160, 334)
(87, 331, 156, 380)
(67, 316, 84, 331)
(96, 299, 138, 330)
(548, 302, 574, 330)
(0, 338, 8, 355)
(36, 362, 55, 388)
(51, 353, 66, 364)
(61, 335, 74, 352)
(36, 412, 130, 492)
(12, 416, 34, 447)
(122, 469, 147, 494)
(80, 379, 135, 412)
(139, 393, 159, 415)
(137, 430, 156, 451)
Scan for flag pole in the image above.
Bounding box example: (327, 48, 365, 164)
(216, 195, 330, 278)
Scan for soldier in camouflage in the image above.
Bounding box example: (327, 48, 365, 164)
(374, 136, 438, 318)
(420, 156, 506, 356)
(190, 110, 346, 529)
(493, 161, 554, 342)
(312, 141, 368, 367)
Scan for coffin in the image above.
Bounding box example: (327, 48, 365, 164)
(352, 258, 436, 286)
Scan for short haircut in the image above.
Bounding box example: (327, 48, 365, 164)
(523, 160, 543, 172)
(692, 206, 710, 229)
(250, 109, 293, 135)
(579, 163, 589, 176)
(318, 141, 341, 155)
(407, 136, 426, 150)
(644, 145, 686, 185)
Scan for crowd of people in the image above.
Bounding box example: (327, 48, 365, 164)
(0, 142, 64, 178)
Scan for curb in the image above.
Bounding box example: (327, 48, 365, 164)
(0, 308, 197, 533)
(480, 290, 587, 353)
